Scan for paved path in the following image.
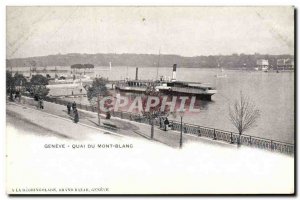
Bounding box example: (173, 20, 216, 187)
(6, 102, 123, 141)
(8, 97, 235, 149)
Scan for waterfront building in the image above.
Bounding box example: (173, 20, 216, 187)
(256, 59, 269, 72)
(277, 58, 294, 71)
(71, 64, 95, 78)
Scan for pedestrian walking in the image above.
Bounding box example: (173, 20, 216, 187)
(164, 117, 169, 131)
(39, 99, 44, 109)
(9, 92, 14, 101)
(14, 93, 17, 101)
(159, 117, 163, 129)
(74, 108, 79, 123)
(67, 102, 71, 114)
(72, 101, 77, 111)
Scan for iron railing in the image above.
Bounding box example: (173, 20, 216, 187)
(20, 93, 294, 155)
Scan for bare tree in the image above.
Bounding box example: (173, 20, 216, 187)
(229, 91, 260, 146)
(141, 84, 172, 139)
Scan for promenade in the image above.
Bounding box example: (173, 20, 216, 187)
(7, 97, 234, 149)
(6, 99, 294, 194)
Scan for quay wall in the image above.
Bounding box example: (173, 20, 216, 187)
(19, 93, 294, 155)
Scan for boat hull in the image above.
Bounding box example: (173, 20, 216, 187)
(115, 86, 147, 93)
(116, 87, 215, 101)
(159, 90, 214, 101)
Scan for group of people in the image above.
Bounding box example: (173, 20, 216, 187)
(9, 91, 21, 102)
(67, 101, 79, 123)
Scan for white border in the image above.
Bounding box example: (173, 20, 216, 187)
(1, 1, 298, 200)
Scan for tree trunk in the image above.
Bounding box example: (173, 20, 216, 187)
(238, 133, 242, 147)
(97, 95, 100, 126)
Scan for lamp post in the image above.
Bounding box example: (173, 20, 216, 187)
(9, 66, 13, 101)
(97, 95, 101, 126)
(179, 110, 185, 148)
(19, 80, 23, 103)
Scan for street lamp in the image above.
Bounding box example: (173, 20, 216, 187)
(179, 109, 185, 148)
(97, 95, 101, 126)
(19, 80, 23, 103)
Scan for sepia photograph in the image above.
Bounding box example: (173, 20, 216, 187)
(5, 6, 295, 194)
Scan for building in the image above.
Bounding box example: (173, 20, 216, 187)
(256, 59, 269, 72)
(71, 64, 95, 79)
(277, 58, 294, 71)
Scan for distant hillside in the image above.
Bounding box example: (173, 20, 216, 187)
(6, 53, 294, 69)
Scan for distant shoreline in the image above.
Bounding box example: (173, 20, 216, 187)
(7, 53, 294, 70)
(7, 66, 295, 72)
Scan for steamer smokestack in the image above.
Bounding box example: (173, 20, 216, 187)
(135, 67, 139, 80)
(172, 64, 177, 82)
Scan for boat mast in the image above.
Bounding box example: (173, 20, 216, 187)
(156, 48, 161, 80)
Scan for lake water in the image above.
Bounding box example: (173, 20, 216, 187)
(12, 66, 295, 143)
(99, 66, 294, 144)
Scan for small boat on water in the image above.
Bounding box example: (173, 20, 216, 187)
(215, 68, 227, 78)
(262, 66, 269, 72)
(115, 64, 217, 101)
(215, 64, 227, 78)
(254, 66, 268, 72)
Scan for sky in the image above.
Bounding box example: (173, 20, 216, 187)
(6, 6, 294, 59)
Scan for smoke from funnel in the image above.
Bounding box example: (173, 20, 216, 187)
(135, 67, 138, 80)
(172, 64, 177, 81)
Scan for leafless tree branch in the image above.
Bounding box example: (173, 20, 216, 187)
(229, 91, 260, 137)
